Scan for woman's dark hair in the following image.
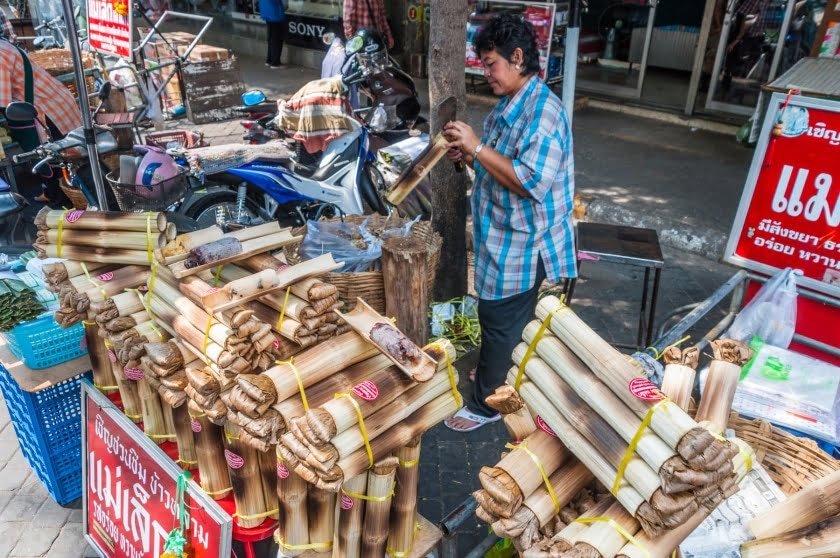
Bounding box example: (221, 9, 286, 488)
(474, 12, 541, 76)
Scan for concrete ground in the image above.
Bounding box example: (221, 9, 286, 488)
(0, 48, 754, 556)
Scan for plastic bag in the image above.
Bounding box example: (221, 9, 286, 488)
(727, 267, 798, 348)
(299, 217, 418, 273)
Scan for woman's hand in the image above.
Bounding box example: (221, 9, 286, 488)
(444, 121, 481, 164)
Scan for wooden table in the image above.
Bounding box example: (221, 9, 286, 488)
(0, 343, 91, 393)
(299, 513, 442, 557)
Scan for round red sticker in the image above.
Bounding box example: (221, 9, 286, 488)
(108, 350, 117, 363)
(273, 338, 281, 350)
(96, 272, 114, 282)
(340, 495, 354, 510)
(277, 462, 290, 479)
(225, 450, 245, 469)
(351, 380, 379, 402)
(65, 210, 84, 223)
(628, 378, 666, 401)
(191, 420, 202, 433)
(535, 416, 557, 438)
(124, 367, 144, 381)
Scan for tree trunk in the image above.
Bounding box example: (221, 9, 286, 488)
(429, 0, 469, 301)
(382, 236, 429, 345)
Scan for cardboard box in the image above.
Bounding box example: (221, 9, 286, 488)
(183, 45, 230, 63)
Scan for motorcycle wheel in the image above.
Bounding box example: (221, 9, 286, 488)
(360, 162, 389, 215)
(185, 190, 261, 230)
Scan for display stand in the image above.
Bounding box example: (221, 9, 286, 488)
(465, 0, 569, 87)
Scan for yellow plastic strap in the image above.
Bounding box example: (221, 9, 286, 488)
(742, 447, 753, 473)
(505, 441, 560, 515)
(274, 534, 332, 552)
(177, 458, 199, 467)
(200, 485, 232, 497)
(341, 481, 396, 502)
(335, 392, 375, 468)
(82, 320, 96, 326)
(575, 517, 651, 558)
(646, 335, 691, 361)
(125, 413, 143, 421)
(94, 383, 119, 391)
(234, 508, 279, 521)
(188, 411, 207, 419)
(56, 208, 68, 257)
(275, 287, 291, 332)
(146, 433, 176, 441)
(612, 399, 670, 496)
(277, 358, 309, 412)
(202, 315, 214, 356)
(145, 211, 155, 266)
(213, 265, 224, 287)
(225, 431, 239, 443)
(442, 350, 462, 410)
(399, 458, 420, 469)
(386, 523, 422, 557)
(80, 263, 109, 301)
(515, 306, 566, 391)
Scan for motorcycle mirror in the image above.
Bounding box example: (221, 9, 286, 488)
(98, 81, 113, 101)
(4, 101, 39, 122)
(242, 90, 267, 107)
(322, 32, 336, 46)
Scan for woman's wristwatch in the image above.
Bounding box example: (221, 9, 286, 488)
(472, 142, 485, 161)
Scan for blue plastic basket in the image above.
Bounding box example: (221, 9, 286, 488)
(2, 314, 87, 370)
(0, 365, 90, 505)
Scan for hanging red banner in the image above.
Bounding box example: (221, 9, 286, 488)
(726, 93, 840, 299)
(87, 0, 133, 59)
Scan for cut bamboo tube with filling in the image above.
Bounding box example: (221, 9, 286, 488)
(159, 222, 289, 264)
(361, 457, 399, 557)
(338, 298, 437, 382)
(741, 515, 840, 558)
(34, 207, 167, 231)
(168, 229, 300, 278)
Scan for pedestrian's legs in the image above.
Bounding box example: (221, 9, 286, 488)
(469, 259, 546, 417)
(267, 21, 285, 67)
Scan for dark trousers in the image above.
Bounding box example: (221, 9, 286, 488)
(470, 259, 545, 417)
(266, 21, 286, 66)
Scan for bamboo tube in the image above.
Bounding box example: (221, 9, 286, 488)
(659, 364, 696, 412)
(159, 221, 286, 263)
(84, 322, 119, 393)
(265, 332, 379, 408)
(188, 401, 232, 499)
(236, 256, 340, 300)
(307, 486, 336, 554)
(137, 379, 169, 444)
(386, 437, 422, 557)
(146, 296, 229, 367)
(505, 406, 538, 442)
(216, 264, 322, 323)
(170, 403, 198, 470)
(110, 359, 143, 422)
(201, 253, 342, 312)
(35, 244, 156, 266)
(275, 453, 309, 557)
(150, 278, 232, 349)
(39, 228, 166, 250)
(34, 207, 167, 231)
(386, 133, 448, 205)
(335, 473, 367, 558)
(741, 516, 840, 558)
(258, 447, 279, 521)
(748, 469, 840, 539)
(66, 265, 149, 292)
(223, 423, 268, 528)
(541, 498, 615, 554)
(695, 339, 753, 434)
(572, 501, 640, 558)
(43, 260, 112, 285)
(535, 298, 716, 462)
(361, 457, 399, 557)
(92, 290, 145, 322)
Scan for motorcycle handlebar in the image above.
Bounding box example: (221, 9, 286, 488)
(12, 149, 41, 164)
(31, 157, 54, 175)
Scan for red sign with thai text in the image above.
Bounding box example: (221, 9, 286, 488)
(727, 94, 840, 298)
(83, 384, 231, 558)
(87, 0, 133, 59)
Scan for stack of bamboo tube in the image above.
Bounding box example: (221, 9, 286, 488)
(48, 264, 150, 327)
(740, 469, 840, 557)
(34, 208, 174, 265)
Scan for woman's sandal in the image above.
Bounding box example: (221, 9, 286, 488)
(444, 407, 501, 432)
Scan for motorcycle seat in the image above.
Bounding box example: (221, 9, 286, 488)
(0, 190, 28, 220)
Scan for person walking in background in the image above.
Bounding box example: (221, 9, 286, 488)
(442, 13, 576, 432)
(259, 0, 286, 69)
(343, 0, 394, 49)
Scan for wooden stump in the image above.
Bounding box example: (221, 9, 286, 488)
(382, 236, 428, 346)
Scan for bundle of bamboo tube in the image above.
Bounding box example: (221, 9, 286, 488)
(51, 264, 150, 327)
(740, 469, 840, 557)
(33, 207, 173, 265)
(42, 260, 113, 292)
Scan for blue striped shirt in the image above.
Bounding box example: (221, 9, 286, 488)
(472, 75, 577, 300)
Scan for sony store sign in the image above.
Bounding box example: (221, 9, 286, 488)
(286, 14, 343, 50)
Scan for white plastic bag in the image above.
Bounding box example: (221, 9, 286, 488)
(727, 268, 798, 348)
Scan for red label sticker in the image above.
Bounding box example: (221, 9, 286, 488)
(191, 419, 202, 433)
(340, 495, 354, 510)
(273, 338, 281, 350)
(80, 336, 87, 350)
(124, 367, 144, 381)
(108, 350, 117, 363)
(65, 210, 84, 223)
(535, 416, 557, 438)
(225, 450, 245, 470)
(96, 272, 114, 282)
(276, 462, 290, 479)
(628, 378, 666, 401)
(139, 285, 148, 292)
(351, 380, 379, 402)
(275, 264, 289, 272)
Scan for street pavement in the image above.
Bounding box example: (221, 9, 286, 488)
(0, 51, 752, 556)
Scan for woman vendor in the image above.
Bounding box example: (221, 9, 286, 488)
(443, 13, 576, 432)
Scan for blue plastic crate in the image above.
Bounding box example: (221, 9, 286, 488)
(0, 365, 90, 505)
(3, 314, 87, 370)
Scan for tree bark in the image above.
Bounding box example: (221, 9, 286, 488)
(429, 0, 469, 301)
(382, 236, 429, 345)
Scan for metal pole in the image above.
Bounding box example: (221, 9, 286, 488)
(60, 0, 109, 210)
(563, 0, 580, 125)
